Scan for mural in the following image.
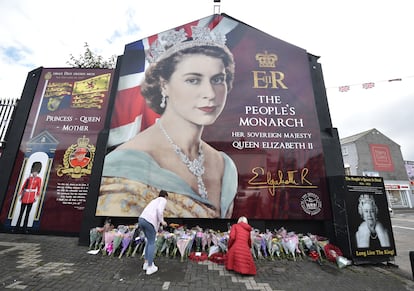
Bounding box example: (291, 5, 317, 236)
(97, 14, 330, 220)
(0, 68, 113, 233)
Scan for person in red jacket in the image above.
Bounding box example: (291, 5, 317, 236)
(15, 161, 42, 232)
(225, 216, 257, 275)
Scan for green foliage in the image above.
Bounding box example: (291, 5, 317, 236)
(67, 42, 116, 69)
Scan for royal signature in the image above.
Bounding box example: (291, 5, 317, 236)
(247, 167, 317, 196)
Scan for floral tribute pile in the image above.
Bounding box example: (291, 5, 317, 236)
(88, 221, 352, 268)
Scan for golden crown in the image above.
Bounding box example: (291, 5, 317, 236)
(255, 51, 278, 68)
(145, 26, 227, 63)
(77, 135, 90, 148)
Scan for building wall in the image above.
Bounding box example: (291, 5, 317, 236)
(342, 143, 358, 175)
(340, 129, 412, 208)
(355, 130, 408, 180)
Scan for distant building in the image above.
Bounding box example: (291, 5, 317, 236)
(405, 160, 414, 188)
(340, 128, 413, 208)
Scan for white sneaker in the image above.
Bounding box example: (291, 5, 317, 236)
(143, 262, 148, 270)
(146, 264, 158, 275)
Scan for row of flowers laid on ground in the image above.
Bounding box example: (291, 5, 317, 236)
(88, 222, 351, 268)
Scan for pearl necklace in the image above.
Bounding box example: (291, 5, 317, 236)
(158, 120, 208, 199)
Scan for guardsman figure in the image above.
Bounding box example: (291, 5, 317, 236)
(16, 161, 42, 232)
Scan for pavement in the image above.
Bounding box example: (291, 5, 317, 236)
(391, 209, 414, 278)
(0, 231, 413, 291)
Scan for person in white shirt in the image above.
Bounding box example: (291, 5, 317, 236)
(138, 190, 168, 275)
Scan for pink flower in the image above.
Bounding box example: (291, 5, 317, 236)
(103, 231, 115, 255)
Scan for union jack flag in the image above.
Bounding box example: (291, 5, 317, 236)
(338, 85, 350, 92)
(362, 82, 375, 89)
(107, 15, 239, 147)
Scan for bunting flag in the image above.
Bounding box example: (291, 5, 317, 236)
(338, 86, 350, 92)
(326, 75, 414, 93)
(107, 15, 239, 147)
(362, 82, 375, 89)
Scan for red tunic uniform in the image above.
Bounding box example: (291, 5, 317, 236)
(20, 175, 42, 204)
(225, 222, 257, 275)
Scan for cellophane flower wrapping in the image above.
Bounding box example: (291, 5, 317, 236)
(131, 231, 145, 257)
(271, 237, 282, 259)
(173, 228, 195, 262)
(252, 231, 264, 259)
(216, 231, 228, 253)
(155, 232, 166, 256)
(281, 231, 301, 261)
(195, 231, 203, 252)
(264, 230, 273, 259)
(103, 231, 115, 255)
(89, 228, 99, 250)
(111, 232, 123, 256)
(163, 232, 176, 257)
(208, 245, 220, 257)
(88, 223, 352, 268)
(119, 232, 132, 258)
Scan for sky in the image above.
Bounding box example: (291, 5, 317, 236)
(1, 0, 414, 160)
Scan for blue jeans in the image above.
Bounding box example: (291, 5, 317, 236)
(138, 217, 156, 266)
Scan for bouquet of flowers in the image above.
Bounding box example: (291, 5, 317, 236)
(206, 230, 228, 258)
(89, 218, 114, 250)
(299, 234, 322, 264)
(119, 231, 133, 258)
(309, 233, 329, 261)
(280, 230, 301, 261)
(202, 229, 215, 252)
(195, 230, 203, 252)
(130, 228, 146, 257)
(176, 232, 194, 262)
(251, 229, 266, 259)
(215, 231, 229, 253)
(170, 232, 179, 257)
(264, 229, 282, 260)
(87, 222, 353, 268)
(102, 230, 115, 255)
(89, 227, 103, 250)
(110, 231, 123, 256)
(155, 232, 166, 257)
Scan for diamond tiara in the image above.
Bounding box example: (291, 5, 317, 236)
(145, 26, 227, 63)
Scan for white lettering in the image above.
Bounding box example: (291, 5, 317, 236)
(45, 115, 73, 122)
(80, 116, 101, 123)
(239, 117, 304, 127)
(62, 125, 89, 131)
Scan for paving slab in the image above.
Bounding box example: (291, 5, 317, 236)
(0, 233, 413, 291)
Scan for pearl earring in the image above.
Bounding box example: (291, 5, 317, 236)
(160, 94, 167, 108)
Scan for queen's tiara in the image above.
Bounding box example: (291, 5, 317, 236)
(145, 26, 227, 63)
(359, 194, 375, 203)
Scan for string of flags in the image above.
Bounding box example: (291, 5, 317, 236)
(326, 75, 414, 92)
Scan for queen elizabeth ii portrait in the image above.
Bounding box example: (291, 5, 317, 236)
(97, 24, 238, 219)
